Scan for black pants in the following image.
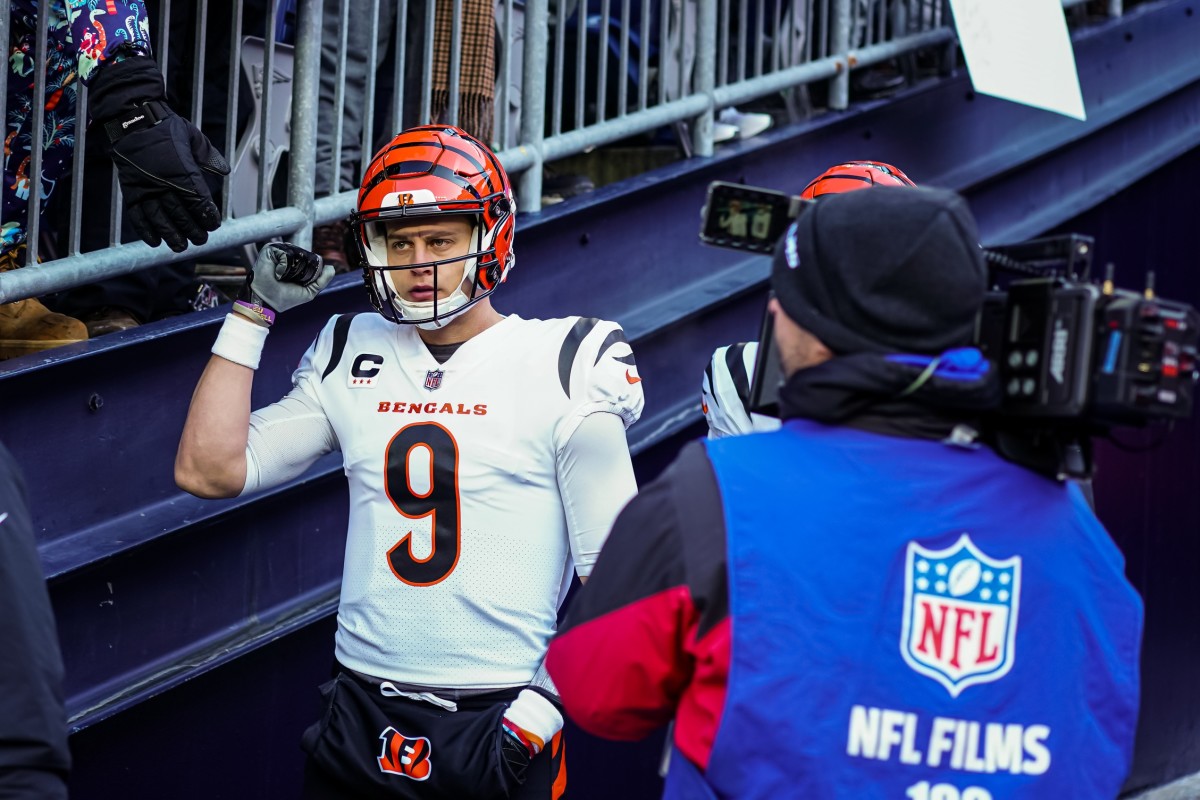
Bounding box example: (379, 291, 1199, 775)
(300, 667, 566, 800)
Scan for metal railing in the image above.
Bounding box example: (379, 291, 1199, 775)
(0, 0, 1117, 305)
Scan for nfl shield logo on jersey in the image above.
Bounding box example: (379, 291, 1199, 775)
(424, 369, 444, 391)
(900, 533, 1022, 697)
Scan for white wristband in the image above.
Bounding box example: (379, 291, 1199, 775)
(503, 688, 564, 753)
(211, 312, 269, 370)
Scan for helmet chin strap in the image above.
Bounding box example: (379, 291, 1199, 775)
(391, 253, 479, 329)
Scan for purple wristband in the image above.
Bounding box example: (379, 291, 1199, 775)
(232, 300, 276, 327)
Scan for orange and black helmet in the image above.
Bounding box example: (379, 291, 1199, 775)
(348, 125, 516, 326)
(799, 161, 916, 199)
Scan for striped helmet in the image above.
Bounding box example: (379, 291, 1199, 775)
(800, 161, 916, 199)
(349, 125, 516, 328)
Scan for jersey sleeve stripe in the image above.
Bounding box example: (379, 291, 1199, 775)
(724, 341, 753, 417)
(704, 360, 718, 407)
(320, 313, 360, 382)
(592, 327, 630, 366)
(557, 317, 601, 398)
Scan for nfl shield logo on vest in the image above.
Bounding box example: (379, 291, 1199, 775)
(900, 534, 1022, 697)
(424, 369, 444, 391)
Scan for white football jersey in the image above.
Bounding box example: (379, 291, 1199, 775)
(289, 313, 642, 688)
(701, 341, 782, 439)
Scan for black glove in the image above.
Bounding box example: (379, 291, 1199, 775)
(499, 731, 533, 786)
(88, 54, 231, 253)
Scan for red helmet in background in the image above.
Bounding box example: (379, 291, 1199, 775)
(349, 125, 516, 328)
(799, 161, 916, 199)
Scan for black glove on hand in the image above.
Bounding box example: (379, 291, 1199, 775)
(89, 54, 231, 253)
(242, 243, 335, 315)
(499, 731, 533, 785)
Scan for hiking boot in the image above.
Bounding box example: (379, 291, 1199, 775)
(0, 296, 88, 360)
(313, 220, 351, 274)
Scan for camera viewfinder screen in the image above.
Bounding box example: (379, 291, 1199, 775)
(701, 184, 792, 253)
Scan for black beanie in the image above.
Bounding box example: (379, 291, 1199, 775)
(770, 185, 986, 355)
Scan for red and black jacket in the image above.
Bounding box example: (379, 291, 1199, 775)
(546, 442, 730, 771)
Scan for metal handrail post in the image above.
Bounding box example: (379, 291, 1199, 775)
(500, 0, 513, 144)
(692, 0, 717, 157)
(25, 3, 50, 267)
(257, 0, 281, 211)
(0, 0, 9, 253)
(518, 0, 549, 213)
(362, 0, 382, 166)
(221, 2, 245, 220)
(829, 0, 852, 110)
(0, 1, 7, 116)
(421, 0, 436, 124)
(328, 0, 349, 195)
(288, 0, 322, 247)
(448, 0, 464, 126)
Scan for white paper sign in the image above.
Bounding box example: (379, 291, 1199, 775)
(948, 0, 1087, 121)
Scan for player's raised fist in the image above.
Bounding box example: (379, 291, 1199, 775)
(243, 242, 336, 315)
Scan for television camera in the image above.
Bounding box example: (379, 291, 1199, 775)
(699, 180, 1200, 479)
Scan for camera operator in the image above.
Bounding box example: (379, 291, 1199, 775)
(701, 160, 918, 439)
(545, 186, 1142, 798)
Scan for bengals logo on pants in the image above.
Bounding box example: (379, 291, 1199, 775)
(377, 727, 433, 781)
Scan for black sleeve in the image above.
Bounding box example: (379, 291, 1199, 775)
(559, 440, 728, 640)
(670, 442, 729, 641)
(547, 441, 728, 740)
(0, 442, 70, 799)
(557, 460, 686, 633)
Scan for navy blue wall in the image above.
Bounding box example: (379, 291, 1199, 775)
(1047, 146, 1200, 794)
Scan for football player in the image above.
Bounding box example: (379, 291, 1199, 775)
(701, 162, 916, 440)
(701, 342, 780, 438)
(175, 125, 643, 799)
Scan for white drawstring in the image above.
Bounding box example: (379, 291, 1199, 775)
(379, 681, 459, 712)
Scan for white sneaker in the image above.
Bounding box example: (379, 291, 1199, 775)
(718, 107, 772, 139)
(712, 121, 740, 143)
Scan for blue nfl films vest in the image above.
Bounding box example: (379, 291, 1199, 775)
(663, 419, 1142, 800)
